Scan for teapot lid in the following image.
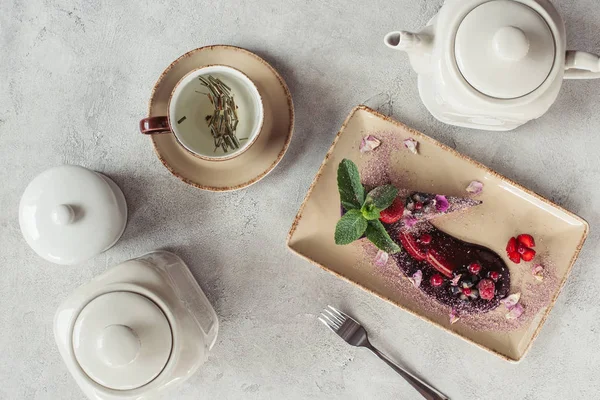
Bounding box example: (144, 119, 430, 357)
(19, 166, 127, 265)
(72, 291, 172, 390)
(454, 0, 555, 99)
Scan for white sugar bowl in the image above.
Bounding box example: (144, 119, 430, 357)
(384, 0, 600, 131)
(19, 165, 127, 265)
(54, 251, 219, 400)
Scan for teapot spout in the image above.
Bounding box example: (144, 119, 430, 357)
(384, 31, 432, 52)
(384, 31, 433, 74)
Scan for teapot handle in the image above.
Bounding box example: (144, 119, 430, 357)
(564, 51, 600, 79)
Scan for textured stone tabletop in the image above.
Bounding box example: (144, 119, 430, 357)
(1, 0, 599, 399)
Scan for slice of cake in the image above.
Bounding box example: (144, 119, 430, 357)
(335, 158, 510, 314)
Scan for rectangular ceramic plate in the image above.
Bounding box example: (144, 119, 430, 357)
(287, 106, 588, 361)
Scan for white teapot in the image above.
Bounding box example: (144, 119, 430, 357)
(384, 0, 600, 131)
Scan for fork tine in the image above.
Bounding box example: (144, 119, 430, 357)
(318, 316, 334, 331)
(319, 314, 335, 331)
(320, 312, 341, 330)
(323, 309, 345, 326)
(327, 305, 349, 320)
(324, 312, 342, 329)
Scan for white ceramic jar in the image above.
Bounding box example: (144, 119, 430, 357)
(384, 0, 600, 131)
(54, 251, 219, 400)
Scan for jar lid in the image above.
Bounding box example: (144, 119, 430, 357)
(72, 292, 173, 390)
(19, 166, 127, 265)
(454, 0, 555, 99)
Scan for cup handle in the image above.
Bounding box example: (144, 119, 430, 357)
(139, 116, 171, 134)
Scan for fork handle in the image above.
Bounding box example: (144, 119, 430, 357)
(366, 345, 449, 400)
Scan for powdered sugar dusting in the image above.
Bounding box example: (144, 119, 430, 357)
(354, 131, 562, 332)
(361, 131, 404, 189)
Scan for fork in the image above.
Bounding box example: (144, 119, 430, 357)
(319, 305, 449, 400)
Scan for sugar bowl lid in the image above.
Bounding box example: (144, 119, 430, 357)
(19, 166, 127, 265)
(454, 0, 556, 99)
(72, 291, 173, 390)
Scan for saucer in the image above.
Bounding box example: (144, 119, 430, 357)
(146, 45, 294, 191)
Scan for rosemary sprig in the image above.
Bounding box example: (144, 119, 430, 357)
(198, 75, 240, 153)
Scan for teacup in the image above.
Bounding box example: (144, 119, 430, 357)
(140, 65, 264, 161)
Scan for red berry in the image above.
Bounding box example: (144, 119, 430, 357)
(521, 248, 536, 262)
(478, 279, 496, 300)
(414, 202, 423, 210)
(517, 234, 535, 248)
(379, 197, 405, 224)
(462, 287, 472, 296)
(517, 244, 527, 255)
(508, 251, 521, 264)
(506, 237, 517, 254)
(489, 271, 500, 281)
(398, 232, 426, 261)
(419, 233, 432, 245)
(426, 248, 455, 278)
(430, 274, 444, 287)
(468, 262, 481, 275)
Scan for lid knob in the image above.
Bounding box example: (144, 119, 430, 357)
(51, 204, 75, 225)
(493, 26, 530, 61)
(96, 324, 140, 367)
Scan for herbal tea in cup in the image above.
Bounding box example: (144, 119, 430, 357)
(140, 65, 264, 161)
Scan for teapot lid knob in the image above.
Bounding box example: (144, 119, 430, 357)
(97, 324, 141, 367)
(51, 204, 75, 225)
(493, 26, 529, 61)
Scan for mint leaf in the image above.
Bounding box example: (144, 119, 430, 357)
(360, 184, 397, 220)
(360, 202, 380, 221)
(337, 159, 365, 210)
(341, 200, 358, 212)
(365, 220, 401, 254)
(335, 209, 368, 245)
(366, 185, 398, 211)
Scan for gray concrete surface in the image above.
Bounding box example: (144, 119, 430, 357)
(1, 0, 600, 399)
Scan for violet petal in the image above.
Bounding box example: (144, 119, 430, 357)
(403, 215, 418, 228)
(500, 293, 521, 310)
(360, 135, 381, 153)
(449, 308, 460, 325)
(505, 303, 524, 320)
(374, 250, 389, 267)
(403, 138, 418, 154)
(435, 195, 449, 212)
(451, 274, 462, 286)
(409, 270, 422, 288)
(466, 181, 484, 195)
(532, 264, 544, 281)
